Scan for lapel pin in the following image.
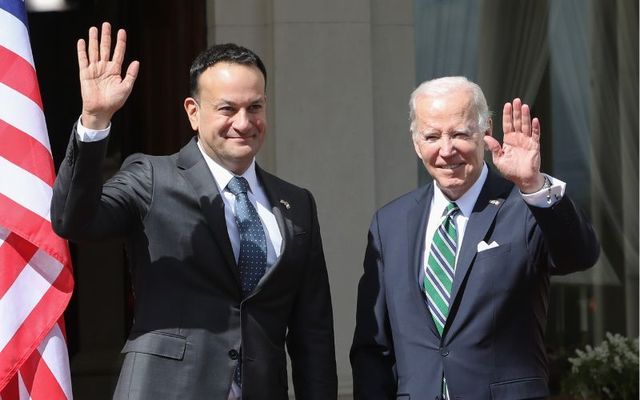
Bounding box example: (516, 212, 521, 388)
(280, 199, 291, 209)
(489, 199, 501, 206)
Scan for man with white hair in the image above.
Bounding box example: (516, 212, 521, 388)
(350, 77, 599, 399)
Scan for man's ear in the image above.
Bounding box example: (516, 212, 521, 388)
(184, 97, 199, 131)
(485, 117, 493, 136)
(483, 117, 493, 149)
(412, 134, 424, 160)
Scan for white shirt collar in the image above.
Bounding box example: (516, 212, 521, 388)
(196, 141, 259, 194)
(432, 163, 488, 218)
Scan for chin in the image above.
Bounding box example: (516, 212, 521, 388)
(229, 142, 256, 153)
(437, 180, 466, 196)
(436, 175, 463, 187)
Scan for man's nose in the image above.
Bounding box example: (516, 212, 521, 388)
(232, 109, 251, 132)
(439, 137, 456, 156)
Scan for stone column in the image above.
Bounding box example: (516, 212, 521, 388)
(208, 1, 416, 396)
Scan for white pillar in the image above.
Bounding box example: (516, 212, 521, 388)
(208, 1, 416, 395)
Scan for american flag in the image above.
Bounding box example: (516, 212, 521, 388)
(0, 0, 74, 399)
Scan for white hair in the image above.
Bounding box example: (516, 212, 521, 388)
(409, 76, 492, 140)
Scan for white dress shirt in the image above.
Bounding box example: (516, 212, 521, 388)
(196, 142, 283, 266)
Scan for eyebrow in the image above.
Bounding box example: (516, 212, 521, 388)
(215, 97, 265, 106)
(420, 127, 474, 135)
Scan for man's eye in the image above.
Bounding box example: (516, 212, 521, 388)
(424, 135, 439, 142)
(248, 104, 263, 112)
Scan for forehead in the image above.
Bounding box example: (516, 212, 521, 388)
(197, 62, 266, 98)
(415, 89, 477, 131)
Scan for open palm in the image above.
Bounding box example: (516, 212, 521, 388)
(78, 22, 139, 129)
(484, 98, 543, 192)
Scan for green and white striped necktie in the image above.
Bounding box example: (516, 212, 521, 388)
(424, 202, 459, 399)
(424, 202, 459, 335)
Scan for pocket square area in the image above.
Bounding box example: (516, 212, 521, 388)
(477, 240, 499, 252)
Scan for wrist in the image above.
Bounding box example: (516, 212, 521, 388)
(81, 111, 111, 130)
(519, 173, 546, 194)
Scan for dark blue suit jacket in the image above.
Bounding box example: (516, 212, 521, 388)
(350, 169, 599, 400)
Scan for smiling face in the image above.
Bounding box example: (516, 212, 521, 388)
(184, 62, 267, 175)
(412, 87, 491, 200)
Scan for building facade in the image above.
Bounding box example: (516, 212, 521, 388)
(30, 0, 637, 398)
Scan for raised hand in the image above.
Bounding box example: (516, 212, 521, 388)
(78, 22, 139, 129)
(484, 98, 544, 193)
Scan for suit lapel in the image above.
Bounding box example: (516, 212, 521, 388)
(448, 170, 513, 311)
(177, 138, 240, 285)
(408, 184, 440, 337)
(250, 166, 290, 293)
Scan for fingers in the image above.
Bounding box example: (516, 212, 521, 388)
(483, 135, 501, 155)
(512, 98, 522, 133)
(503, 98, 537, 137)
(112, 29, 128, 72)
(484, 136, 506, 165)
(87, 26, 99, 64)
(83, 22, 126, 67)
(99, 22, 111, 62)
(77, 39, 88, 70)
(123, 61, 140, 89)
(532, 117, 541, 141)
(502, 102, 513, 134)
(521, 103, 531, 136)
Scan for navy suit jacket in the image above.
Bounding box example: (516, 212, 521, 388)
(350, 169, 599, 400)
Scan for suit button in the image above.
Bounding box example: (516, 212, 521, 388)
(439, 347, 449, 357)
(228, 349, 239, 360)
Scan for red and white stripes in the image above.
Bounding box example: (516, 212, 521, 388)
(0, 2, 74, 399)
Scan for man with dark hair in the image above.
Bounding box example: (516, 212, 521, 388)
(51, 22, 337, 400)
(188, 43, 268, 97)
(350, 76, 599, 399)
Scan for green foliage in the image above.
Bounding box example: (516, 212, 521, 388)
(562, 333, 639, 399)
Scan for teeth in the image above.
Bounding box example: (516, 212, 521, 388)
(441, 164, 461, 169)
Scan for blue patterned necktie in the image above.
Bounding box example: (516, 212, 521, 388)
(227, 176, 267, 387)
(227, 176, 267, 296)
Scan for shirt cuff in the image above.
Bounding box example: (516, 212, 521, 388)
(520, 174, 566, 208)
(75, 116, 111, 142)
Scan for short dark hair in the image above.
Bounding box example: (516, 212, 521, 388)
(189, 43, 267, 98)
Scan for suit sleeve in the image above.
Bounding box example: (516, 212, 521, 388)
(350, 213, 397, 400)
(528, 194, 600, 275)
(286, 190, 338, 400)
(51, 125, 152, 242)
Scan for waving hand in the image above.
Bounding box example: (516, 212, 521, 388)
(484, 98, 545, 193)
(78, 22, 139, 129)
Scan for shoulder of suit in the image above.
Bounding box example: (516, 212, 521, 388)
(376, 184, 430, 214)
(119, 153, 181, 183)
(257, 166, 308, 193)
(121, 152, 149, 166)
